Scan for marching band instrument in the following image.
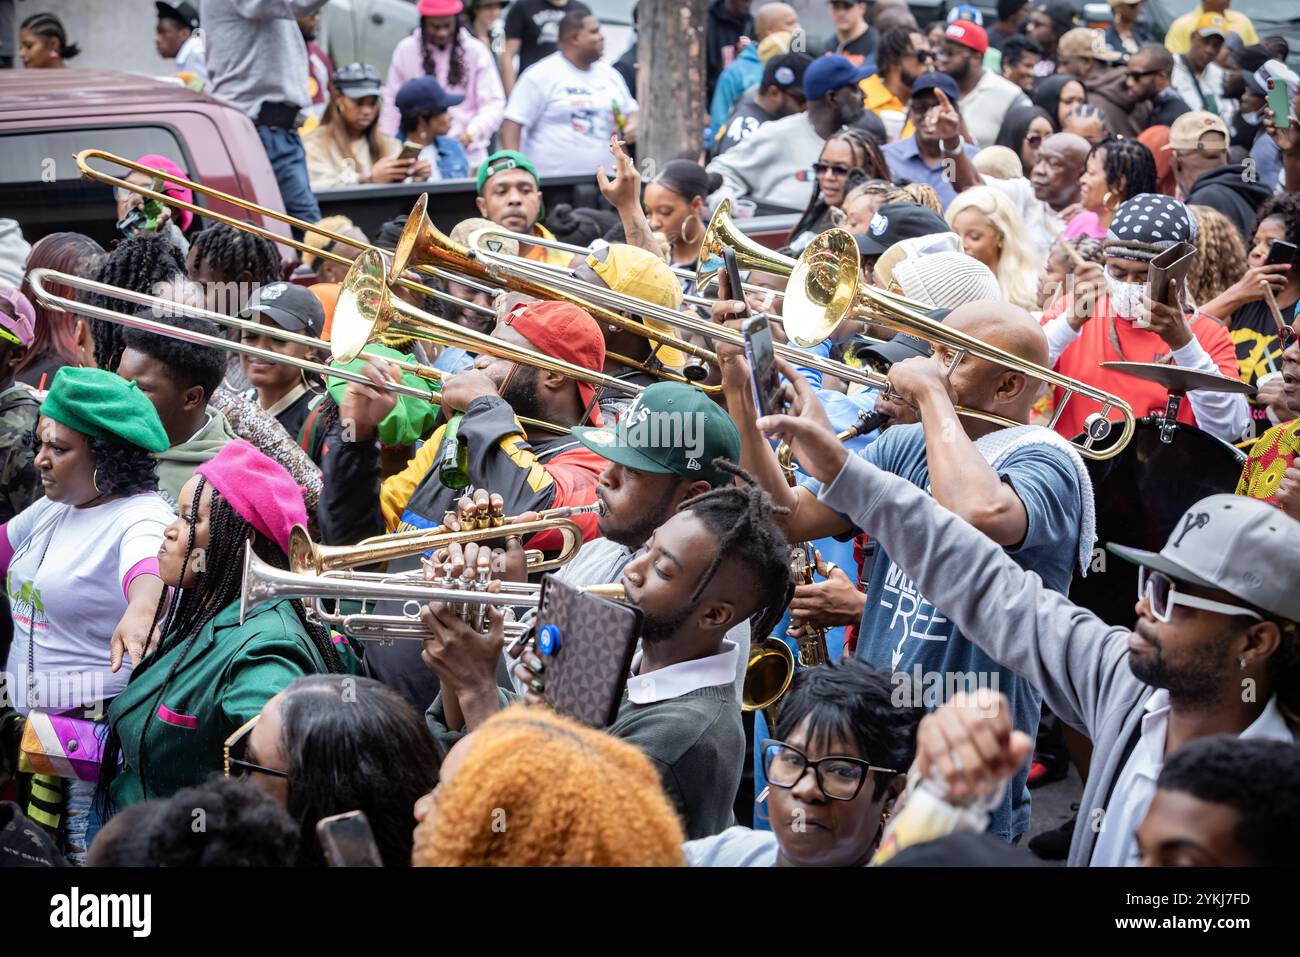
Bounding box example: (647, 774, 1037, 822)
(1100, 361, 1257, 395)
(24, 269, 566, 438)
(286, 503, 599, 575)
(742, 638, 796, 733)
(694, 198, 798, 293)
(75, 149, 496, 319)
(784, 229, 1139, 460)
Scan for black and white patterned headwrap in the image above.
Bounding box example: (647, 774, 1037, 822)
(1104, 193, 1198, 262)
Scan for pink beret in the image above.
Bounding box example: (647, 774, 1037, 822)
(195, 440, 307, 555)
(135, 153, 194, 232)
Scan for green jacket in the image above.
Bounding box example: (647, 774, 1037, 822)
(0, 383, 41, 524)
(153, 408, 237, 504)
(107, 597, 332, 807)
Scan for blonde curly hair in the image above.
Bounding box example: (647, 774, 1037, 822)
(411, 706, 687, 867)
(1188, 205, 1247, 308)
(884, 182, 943, 214)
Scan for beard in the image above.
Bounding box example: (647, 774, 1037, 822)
(900, 66, 921, 88)
(1128, 620, 1235, 708)
(947, 60, 971, 85)
(640, 602, 693, 644)
(601, 481, 681, 550)
(499, 367, 544, 422)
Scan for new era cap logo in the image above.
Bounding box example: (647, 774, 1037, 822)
(686, 457, 701, 471)
(1173, 512, 1210, 547)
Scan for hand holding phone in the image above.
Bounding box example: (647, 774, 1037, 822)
(743, 313, 785, 417)
(317, 810, 383, 866)
(1268, 77, 1292, 131)
(1265, 239, 1298, 268)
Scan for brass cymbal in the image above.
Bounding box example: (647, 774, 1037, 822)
(1101, 361, 1257, 396)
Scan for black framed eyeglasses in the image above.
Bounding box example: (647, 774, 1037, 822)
(1126, 69, 1160, 80)
(761, 739, 898, 801)
(812, 161, 859, 178)
(223, 715, 289, 780)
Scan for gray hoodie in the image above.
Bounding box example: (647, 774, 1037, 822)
(201, 0, 330, 120)
(818, 451, 1294, 866)
(706, 111, 823, 210)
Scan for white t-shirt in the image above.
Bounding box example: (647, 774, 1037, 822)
(3, 494, 172, 714)
(503, 52, 639, 177)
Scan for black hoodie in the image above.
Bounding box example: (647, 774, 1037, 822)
(1184, 163, 1274, 246)
(706, 0, 754, 101)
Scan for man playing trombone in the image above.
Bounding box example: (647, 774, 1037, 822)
(714, 294, 1092, 843)
(318, 298, 613, 708)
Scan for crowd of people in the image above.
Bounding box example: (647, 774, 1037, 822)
(0, 0, 1298, 871)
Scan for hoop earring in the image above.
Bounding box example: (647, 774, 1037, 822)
(301, 367, 326, 397)
(1102, 191, 1114, 208)
(680, 213, 703, 247)
(92, 468, 100, 493)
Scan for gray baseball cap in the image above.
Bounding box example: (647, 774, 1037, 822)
(1107, 494, 1300, 622)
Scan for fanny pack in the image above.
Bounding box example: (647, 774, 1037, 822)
(18, 713, 105, 782)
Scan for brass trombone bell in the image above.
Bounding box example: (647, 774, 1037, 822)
(742, 636, 796, 732)
(694, 197, 799, 292)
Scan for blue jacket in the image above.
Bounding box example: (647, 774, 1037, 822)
(710, 44, 763, 133)
(434, 135, 470, 180)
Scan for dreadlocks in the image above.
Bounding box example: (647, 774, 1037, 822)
(676, 459, 794, 641)
(422, 22, 467, 88)
(1092, 136, 1157, 205)
(86, 232, 188, 370)
(189, 223, 282, 286)
(96, 477, 344, 814)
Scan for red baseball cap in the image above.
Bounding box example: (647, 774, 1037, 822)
(417, 0, 464, 15)
(503, 300, 606, 427)
(944, 20, 988, 54)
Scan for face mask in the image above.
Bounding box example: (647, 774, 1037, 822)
(1105, 271, 1149, 321)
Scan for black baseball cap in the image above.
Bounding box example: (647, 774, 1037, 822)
(332, 63, 385, 99)
(761, 53, 813, 98)
(854, 310, 949, 368)
(156, 1, 199, 28)
(240, 282, 326, 338)
(853, 202, 951, 256)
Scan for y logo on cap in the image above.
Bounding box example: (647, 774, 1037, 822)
(1173, 512, 1210, 548)
(870, 213, 889, 236)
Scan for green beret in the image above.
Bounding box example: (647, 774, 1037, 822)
(40, 366, 170, 453)
(326, 344, 440, 447)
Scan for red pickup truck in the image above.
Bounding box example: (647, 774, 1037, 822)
(0, 69, 292, 255)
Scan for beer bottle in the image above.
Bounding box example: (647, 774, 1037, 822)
(438, 412, 470, 490)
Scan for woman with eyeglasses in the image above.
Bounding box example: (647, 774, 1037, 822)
(994, 104, 1054, 177)
(1062, 136, 1158, 243)
(98, 440, 348, 817)
(229, 674, 440, 867)
(685, 659, 921, 867)
(787, 128, 892, 254)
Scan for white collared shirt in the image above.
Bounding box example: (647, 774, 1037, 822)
(626, 640, 739, 704)
(1090, 690, 1294, 866)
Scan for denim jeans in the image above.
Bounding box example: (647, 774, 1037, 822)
(256, 124, 321, 228)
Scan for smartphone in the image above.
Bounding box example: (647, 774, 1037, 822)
(1266, 239, 1298, 267)
(743, 313, 784, 417)
(1268, 77, 1291, 131)
(721, 247, 749, 312)
(397, 141, 423, 163)
(316, 810, 384, 867)
(535, 576, 641, 728)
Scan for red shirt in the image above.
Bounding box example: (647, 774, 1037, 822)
(1044, 294, 1240, 439)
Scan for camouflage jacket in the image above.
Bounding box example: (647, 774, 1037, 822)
(0, 384, 41, 524)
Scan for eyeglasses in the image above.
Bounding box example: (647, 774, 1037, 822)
(910, 50, 935, 64)
(1138, 567, 1264, 624)
(223, 715, 289, 780)
(1024, 133, 1044, 147)
(812, 162, 858, 178)
(761, 739, 898, 801)
(1126, 69, 1160, 80)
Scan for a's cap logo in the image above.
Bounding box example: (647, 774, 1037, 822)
(1173, 512, 1210, 547)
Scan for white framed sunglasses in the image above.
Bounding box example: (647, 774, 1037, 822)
(1138, 567, 1263, 624)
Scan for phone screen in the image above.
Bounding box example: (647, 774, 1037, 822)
(316, 811, 383, 867)
(1268, 77, 1291, 131)
(1266, 239, 1298, 267)
(398, 141, 423, 162)
(743, 314, 783, 417)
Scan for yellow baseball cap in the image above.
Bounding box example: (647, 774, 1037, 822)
(1194, 13, 1229, 40)
(587, 246, 688, 369)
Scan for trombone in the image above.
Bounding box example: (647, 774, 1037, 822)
(24, 269, 566, 437)
(76, 148, 496, 320)
(287, 503, 599, 575)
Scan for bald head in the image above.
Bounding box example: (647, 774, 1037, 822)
(754, 3, 799, 38)
(1030, 132, 1090, 210)
(943, 300, 1049, 421)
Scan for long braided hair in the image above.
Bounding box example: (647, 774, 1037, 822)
(96, 476, 344, 815)
(788, 127, 892, 243)
(676, 459, 794, 641)
(85, 232, 188, 370)
(423, 20, 467, 88)
(1091, 136, 1157, 206)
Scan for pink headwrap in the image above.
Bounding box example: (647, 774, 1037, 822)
(134, 153, 194, 231)
(195, 440, 307, 555)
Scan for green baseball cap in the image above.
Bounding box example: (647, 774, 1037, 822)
(475, 149, 545, 220)
(572, 382, 740, 488)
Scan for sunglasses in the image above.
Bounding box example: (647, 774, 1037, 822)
(812, 162, 859, 178)
(223, 714, 289, 780)
(910, 50, 935, 63)
(1025, 133, 1044, 146)
(1126, 69, 1160, 80)
(1138, 567, 1263, 624)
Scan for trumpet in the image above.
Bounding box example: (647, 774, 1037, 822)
(75, 149, 496, 319)
(24, 269, 566, 437)
(287, 503, 599, 575)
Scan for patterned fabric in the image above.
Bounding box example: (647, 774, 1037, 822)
(1236, 419, 1300, 506)
(1105, 193, 1198, 262)
(209, 385, 322, 518)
